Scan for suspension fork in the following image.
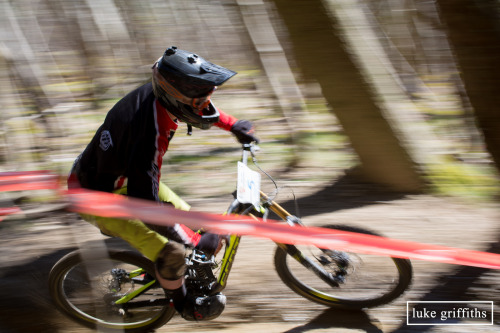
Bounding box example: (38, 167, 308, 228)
(214, 192, 342, 294)
(261, 192, 341, 288)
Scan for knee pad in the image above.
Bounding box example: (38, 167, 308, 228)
(155, 241, 187, 281)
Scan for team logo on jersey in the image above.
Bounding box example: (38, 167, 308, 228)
(99, 130, 113, 151)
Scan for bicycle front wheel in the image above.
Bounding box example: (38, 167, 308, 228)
(48, 249, 175, 332)
(274, 224, 412, 309)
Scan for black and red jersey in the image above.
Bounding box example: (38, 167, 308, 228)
(73, 82, 236, 202)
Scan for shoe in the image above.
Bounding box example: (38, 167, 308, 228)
(181, 293, 226, 321)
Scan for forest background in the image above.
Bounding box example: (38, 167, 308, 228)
(1, 0, 499, 203)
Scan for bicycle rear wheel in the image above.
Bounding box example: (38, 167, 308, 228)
(48, 249, 175, 332)
(274, 224, 412, 309)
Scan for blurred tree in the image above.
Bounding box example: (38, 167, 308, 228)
(271, 0, 424, 192)
(436, 0, 500, 172)
(237, 1, 308, 130)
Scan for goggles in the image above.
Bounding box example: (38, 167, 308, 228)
(153, 63, 216, 111)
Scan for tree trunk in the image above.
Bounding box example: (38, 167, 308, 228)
(271, 0, 424, 192)
(435, 0, 500, 171)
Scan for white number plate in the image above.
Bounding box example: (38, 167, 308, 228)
(237, 162, 261, 208)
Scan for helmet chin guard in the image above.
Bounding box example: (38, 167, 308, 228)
(160, 92, 220, 130)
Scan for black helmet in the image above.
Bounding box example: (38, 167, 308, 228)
(152, 46, 236, 129)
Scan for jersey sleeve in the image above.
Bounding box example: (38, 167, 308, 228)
(214, 108, 238, 131)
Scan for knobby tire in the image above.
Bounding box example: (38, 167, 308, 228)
(48, 249, 175, 332)
(274, 224, 412, 309)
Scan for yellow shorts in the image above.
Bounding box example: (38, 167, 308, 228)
(80, 182, 190, 261)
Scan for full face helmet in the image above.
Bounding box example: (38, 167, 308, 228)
(152, 46, 236, 130)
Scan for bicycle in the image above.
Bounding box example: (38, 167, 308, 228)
(48, 143, 413, 332)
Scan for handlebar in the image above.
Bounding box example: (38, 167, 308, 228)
(241, 143, 259, 166)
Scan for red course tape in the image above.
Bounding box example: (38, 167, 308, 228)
(65, 188, 500, 270)
(2, 171, 500, 269)
(0, 171, 60, 192)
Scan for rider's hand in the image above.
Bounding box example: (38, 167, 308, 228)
(230, 120, 259, 144)
(195, 232, 225, 256)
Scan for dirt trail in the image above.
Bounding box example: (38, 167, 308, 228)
(1, 186, 500, 333)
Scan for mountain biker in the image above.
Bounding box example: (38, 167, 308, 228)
(67, 46, 259, 321)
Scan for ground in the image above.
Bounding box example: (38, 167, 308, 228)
(1, 180, 500, 333)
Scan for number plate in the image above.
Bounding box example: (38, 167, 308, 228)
(237, 162, 261, 208)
